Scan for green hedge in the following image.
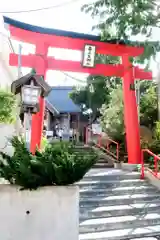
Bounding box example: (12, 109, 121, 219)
(0, 137, 97, 190)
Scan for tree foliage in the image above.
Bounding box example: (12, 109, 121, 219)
(0, 89, 16, 124)
(100, 80, 158, 143)
(140, 83, 158, 128)
(70, 55, 121, 120)
(70, 76, 111, 117)
(100, 85, 124, 141)
(71, 0, 160, 120)
(81, 0, 160, 63)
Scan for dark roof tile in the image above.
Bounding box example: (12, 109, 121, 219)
(46, 86, 81, 114)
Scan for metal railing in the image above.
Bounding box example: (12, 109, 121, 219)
(85, 127, 119, 161)
(141, 149, 160, 179)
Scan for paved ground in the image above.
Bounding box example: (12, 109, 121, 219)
(79, 168, 160, 240)
(131, 238, 160, 240)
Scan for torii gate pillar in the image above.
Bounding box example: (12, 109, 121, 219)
(122, 54, 141, 164)
(30, 43, 48, 153)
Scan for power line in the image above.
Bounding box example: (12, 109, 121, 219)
(0, 0, 81, 14)
(60, 71, 87, 83)
(60, 71, 117, 86)
(60, 67, 155, 84)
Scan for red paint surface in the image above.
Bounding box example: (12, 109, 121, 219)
(122, 54, 141, 164)
(30, 43, 48, 153)
(9, 25, 144, 57)
(10, 54, 152, 80)
(8, 26, 152, 163)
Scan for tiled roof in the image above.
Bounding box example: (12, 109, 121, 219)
(45, 86, 81, 114)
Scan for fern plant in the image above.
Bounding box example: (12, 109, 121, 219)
(0, 137, 97, 190)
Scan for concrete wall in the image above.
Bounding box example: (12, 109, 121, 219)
(0, 185, 79, 240)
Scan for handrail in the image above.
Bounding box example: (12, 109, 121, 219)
(85, 127, 119, 161)
(141, 149, 160, 179)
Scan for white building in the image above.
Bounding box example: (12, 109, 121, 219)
(0, 25, 16, 86)
(0, 15, 22, 154)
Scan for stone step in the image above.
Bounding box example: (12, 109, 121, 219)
(84, 168, 124, 176)
(130, 238, 158, 240)
(79, 168, 160, 240)
(80, 193, 160, 207)
(83, 172, 140, 181)
(80, 202, 160, 220)
(85, 168, 125, 174)
(97, 159, 111, 163)
(79, 179, 148, 189)
(80, 185, 157, 198)
(79, 212, 160, 233)
(92, 163, 114, 168)
(74, 153, 97, 157)
(79, 224, 160, 240)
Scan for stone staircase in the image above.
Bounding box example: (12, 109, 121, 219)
(79, 167, 160, 240)
(75, 145, 114, 168)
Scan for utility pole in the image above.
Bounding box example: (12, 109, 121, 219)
(87, 84, 94, 143)
(135, 79, 141, 123)
(23, 81, 34, 150)
(18, 44, 22, 78)
(133, 66, 140, 123)
(88, 83, 94, 125)
(15, 44, 22, 135)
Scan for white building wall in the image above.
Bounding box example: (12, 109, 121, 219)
(0, 15, 22, 154)
(0, 15, 17, 86)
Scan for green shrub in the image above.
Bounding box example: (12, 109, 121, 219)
(140, 138, 150, 149)
(154, 121, 160, 140)
(0, 89, 16, 123)
(41, 137, 48, 151)
(0, 137, 97, 190)
(141, 138, 160, 168)
(149, 139, 160, 155)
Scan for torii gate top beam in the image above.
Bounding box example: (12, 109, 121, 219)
(4, 16, 144, 57)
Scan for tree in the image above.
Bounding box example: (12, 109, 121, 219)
(100, 81, 157, 139)
(139, 80, 154, 96)
(72, 0, 160, 124)
(70, 55, 121, 122)
(70, 75, 121, 122)
(71, 76, 109, 116)
(140, 83, 158, 128)
(81, 0, 160, 64)
(99, 80, 158, 161)
(0, 89, 16, 124)
(71, 0, 160, 120)
(100, 85, 124, 141)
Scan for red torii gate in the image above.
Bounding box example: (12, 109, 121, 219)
(4, 16, 152, 165)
